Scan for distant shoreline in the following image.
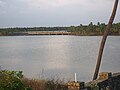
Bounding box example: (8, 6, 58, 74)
(0, 32, 120, 36)
(0, 31, 120, 36)
(0, 22, 120, 36)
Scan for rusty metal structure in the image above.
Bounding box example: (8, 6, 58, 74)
(86, 72, 120, 90)
(67, 72, 120, 90)
(93, 0, 119, 80)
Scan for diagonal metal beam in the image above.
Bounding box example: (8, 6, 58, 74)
(93, 0, 119, 80)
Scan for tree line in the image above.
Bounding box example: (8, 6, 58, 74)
(0, 22, 120, 36)
(68, 22, 120, 35)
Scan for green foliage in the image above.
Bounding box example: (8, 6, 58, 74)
(68, 22, 120, 35)
(0, 22, 120, 36)
(0, 70, 32, 90)
(91, 84, 99, 90)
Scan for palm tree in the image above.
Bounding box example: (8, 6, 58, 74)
(93, 0, 119, 80)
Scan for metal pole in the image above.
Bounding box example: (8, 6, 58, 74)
(93, 0, 119, 80)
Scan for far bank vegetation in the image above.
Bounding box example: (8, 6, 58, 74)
(0, 22, 120, 36)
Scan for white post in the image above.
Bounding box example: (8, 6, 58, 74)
(75, 73, 77, 82)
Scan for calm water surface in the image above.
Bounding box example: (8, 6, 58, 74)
(0, 36, 120, 81)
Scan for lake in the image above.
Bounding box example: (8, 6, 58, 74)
(0, 35, 120, 82)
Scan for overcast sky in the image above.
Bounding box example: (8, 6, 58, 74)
(0, 0, 120, 28)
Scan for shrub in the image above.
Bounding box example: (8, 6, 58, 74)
(0, 70, 32, 90)
(22, 78, 46, 90)
(46, 79, 67, 90)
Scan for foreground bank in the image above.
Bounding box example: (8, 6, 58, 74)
(0, 70, 120, 90)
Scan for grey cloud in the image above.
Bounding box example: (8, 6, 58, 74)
(0, 0, 119, 27)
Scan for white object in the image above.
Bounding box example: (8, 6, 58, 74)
(75, 73, 77, 82)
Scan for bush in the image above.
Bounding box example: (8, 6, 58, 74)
(0, 70, 32, 90)
(22, 78, 67, 90)
(22, 78, 46, 90)
(46, 79, 67, 90)
(0, 70, 67, 90)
